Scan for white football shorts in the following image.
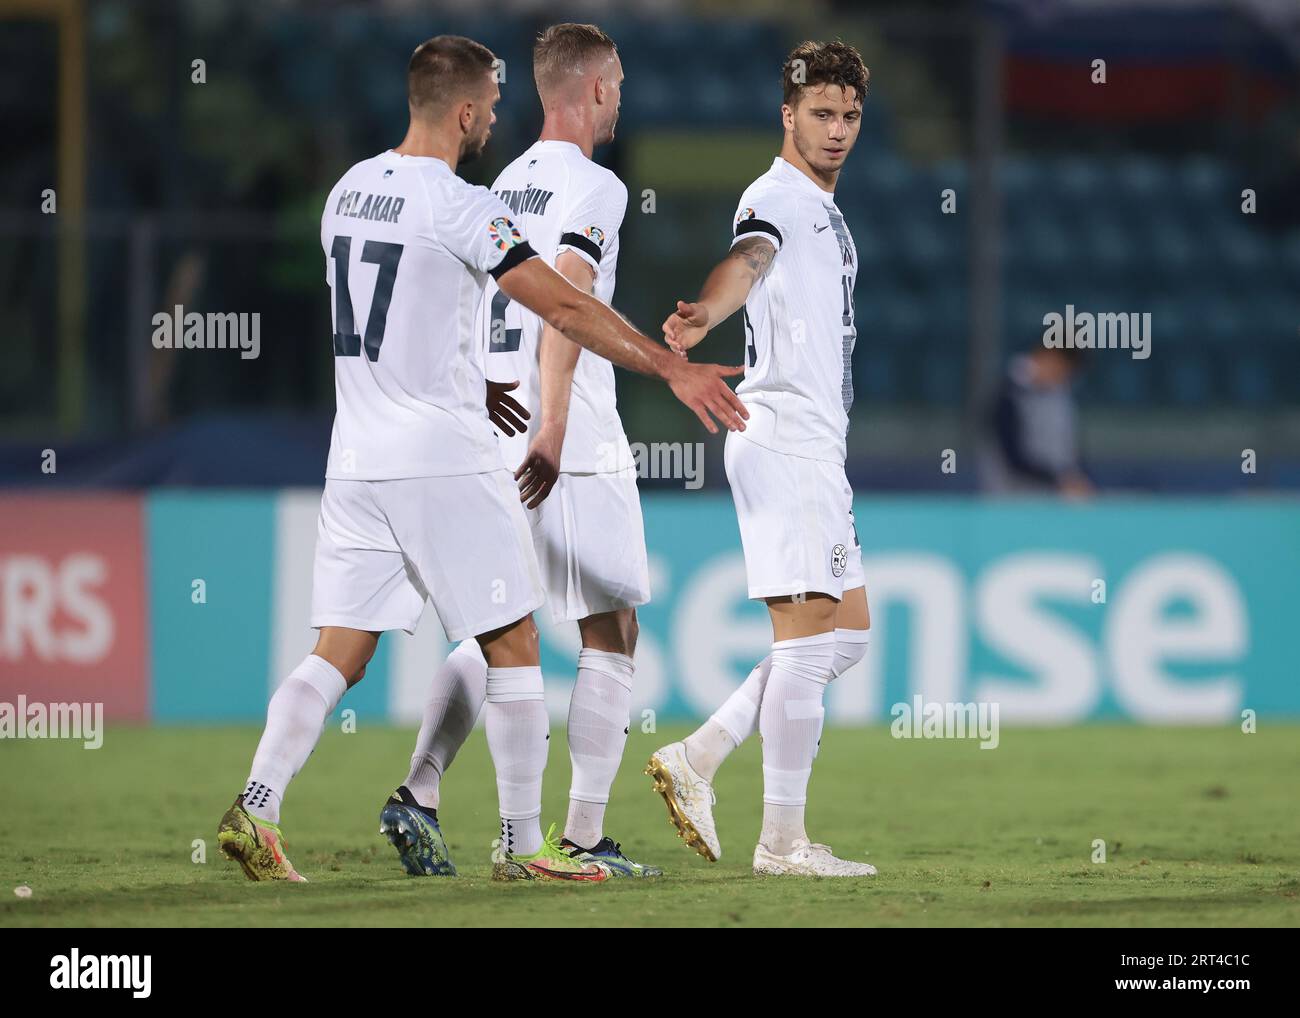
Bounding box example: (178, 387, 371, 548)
(528, 466, 651, 624)
(724, 431, 864, 601)
(310, 471, 544, 642)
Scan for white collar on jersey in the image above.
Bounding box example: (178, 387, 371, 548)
(379, 150, 451, 171)
(772, 156, 838, 201)
(531, 139, 586, 156)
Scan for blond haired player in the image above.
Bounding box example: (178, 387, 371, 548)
(380, 23, 661, 880)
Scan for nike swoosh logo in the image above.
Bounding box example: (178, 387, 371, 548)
(814, 223, 831, 233)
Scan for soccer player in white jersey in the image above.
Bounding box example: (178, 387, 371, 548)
(647, 41, 878, 877)
(379, 24, 661, 880)
(216, 34, 748, 883)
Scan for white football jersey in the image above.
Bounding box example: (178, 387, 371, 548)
(730, 156, 858, 465)
(478, 140, 630, 473)
(320, 151, 536, 480)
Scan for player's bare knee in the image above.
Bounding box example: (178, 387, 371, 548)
(828, 588, 872, 678)
(606, 611, 638, 657)
(327, 657, 370, 687)
(311, 628, 378, 687)
(579, 609, 638, 657)
(511, 615, 539, 653)
(478, 614, 539, 668)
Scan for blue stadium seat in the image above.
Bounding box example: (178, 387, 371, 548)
(1178, 154, 1231, 204)
(1000, 157, 1046, 202)
(1113, 155, 1172, 203)
(920, 354, 964, 405)
(1230, 356, 1273, 405)
(1187, 294, 1243, 346)
(1121, 300, 1177, 355)
(1101, 356, 1147, 404)
(1080, 213, 1135, 279)
(880, 293, 927, 344)
(1217, 225, 1269, 278)
(1020, 216, 1073, 271)
(1168, 354, 1212, 406)
(1279, 233, 1300, 275)
(859, 350, 897, 400)
(898, 218, 948, 270)
(1052, 155, 1106, 205)
(1148, 218, 1198, 277)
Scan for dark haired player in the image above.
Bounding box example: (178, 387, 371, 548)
(648, 41, 877, 877)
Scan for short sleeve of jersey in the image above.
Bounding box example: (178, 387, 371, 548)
(440, 180, 537, 279)
(556, 175, 627, 275)
(730, 181, 796, 253)
(322, 181, 341, 282)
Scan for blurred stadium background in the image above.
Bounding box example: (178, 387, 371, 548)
(2, 0, 1298, 727)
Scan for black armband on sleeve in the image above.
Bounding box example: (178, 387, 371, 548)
(558, 231, 603, 265)
(489, 241, 538, 279)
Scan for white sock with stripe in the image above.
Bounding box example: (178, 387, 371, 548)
(244, 654, 347, 824)
(485, 665, 547, 857)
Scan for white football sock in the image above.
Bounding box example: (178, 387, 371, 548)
(694, 628, 869, 782)
(759, 804, 808, 857)
(681, 719, 737, 783)
(565, 648, 634, 848)
(564, 801, 605, 852)
(759, 632, 835, 855)
(404, 640, 487, 808)
(485, 665, 547, 857)
(244, 654, 347, 824)
(703, 654, 772, 764)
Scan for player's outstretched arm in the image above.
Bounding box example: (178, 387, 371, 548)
(515, 251, 592, 508)
(497, 257, 749, 435)
(663, 236, 777, 355)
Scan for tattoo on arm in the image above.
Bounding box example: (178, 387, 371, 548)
(728, 237, 777, 281)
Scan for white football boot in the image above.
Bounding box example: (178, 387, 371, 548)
(645, 742, 721, 861)
(753, 838, 878, 877)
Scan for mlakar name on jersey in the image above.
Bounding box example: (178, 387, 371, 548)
(495, 186, 555, 217)
(335, 188, 405, 224)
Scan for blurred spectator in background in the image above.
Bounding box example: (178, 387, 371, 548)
(979, 345, 1092, 498)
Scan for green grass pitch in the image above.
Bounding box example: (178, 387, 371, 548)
(2, 724, 1297, 927)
